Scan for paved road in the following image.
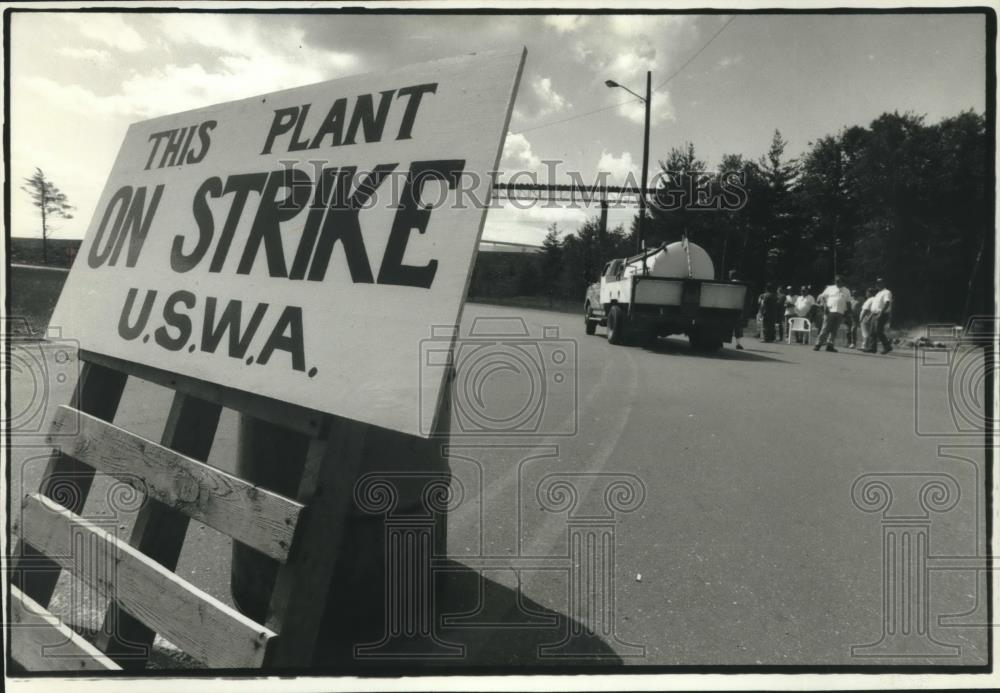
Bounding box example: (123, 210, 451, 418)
(8, 302, 988, 667)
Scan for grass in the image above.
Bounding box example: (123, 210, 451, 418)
(8, 265, 69, 337)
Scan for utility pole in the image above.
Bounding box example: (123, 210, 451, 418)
(606, 72, 652, 272)
(639, 70, 651, 263)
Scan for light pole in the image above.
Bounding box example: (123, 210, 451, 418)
(606, 71, 651, 261)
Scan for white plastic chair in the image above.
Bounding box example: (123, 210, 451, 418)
(787, 317, 811, 344)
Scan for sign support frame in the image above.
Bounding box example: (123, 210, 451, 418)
(10, 349, 384, 670)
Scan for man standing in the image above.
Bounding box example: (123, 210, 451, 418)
(867, 277, 894, 354)
(859, 287, 876, 351)
(775, 285, 789, 341)
(813, 275, 850, 353)
(757, 283, 778, 343)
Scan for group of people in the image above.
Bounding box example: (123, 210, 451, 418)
(733, 273, 894, 354)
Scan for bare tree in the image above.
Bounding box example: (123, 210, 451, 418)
(21, 168, 74, 265)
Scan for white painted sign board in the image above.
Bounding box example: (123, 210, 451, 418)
(51, 48, 526, 437)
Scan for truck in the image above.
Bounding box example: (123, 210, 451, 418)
(583, 239, 748, 351)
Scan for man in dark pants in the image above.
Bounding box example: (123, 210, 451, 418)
(757, 283, 778, 343)
(867, 276, 894, 354)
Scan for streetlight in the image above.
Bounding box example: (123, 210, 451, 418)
(606, 71, 652, 261)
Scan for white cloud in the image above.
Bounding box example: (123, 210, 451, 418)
(149, 15, 358, 112)
(29, 16, 361, 121)
(567, 15, 693, 126)
(608, 16, 653, 37)
(618, 91, 674, 125)
(605, 45, 657, 82)
(157, 14, 355, 70)
(532, 76, 570, 116)
(501, 132, 542, 172)
(12, 14, 369, 240)
(482, 205, 587, 245)
(575, 16, 692, 78)
(22, 76, 135, 117)
(544, 15, 589, 33)
(23, 66, 263, 121)
(597, 150, 637, 183)
(122, 63, 250, 116)
(58, 47, 113, 65)
(78, 15, 146, 52)
(480, 219, 543, 245)
(524, 205, 586, 225)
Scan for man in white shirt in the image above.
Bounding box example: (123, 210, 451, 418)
(794, 286, 815, 318)
(858, 287, 877, 350)
(792, 286, 815, 343)
(813, 275, 851, 352)
(867, 277, 893, 354)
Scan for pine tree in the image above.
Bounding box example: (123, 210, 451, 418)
(540, 223, 563, 304)
(757, 130, 800, 281)
(21, 168, 74, 265)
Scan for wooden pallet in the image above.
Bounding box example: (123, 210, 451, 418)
(9, 349, 368, 671)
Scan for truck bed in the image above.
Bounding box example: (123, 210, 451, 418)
(585, 275, 748, 349)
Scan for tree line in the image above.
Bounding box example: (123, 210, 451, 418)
(533, 109, 991, 324)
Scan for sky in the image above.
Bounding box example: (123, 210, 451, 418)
(8, 10, 988, 246)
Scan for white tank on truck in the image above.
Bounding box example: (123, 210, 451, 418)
(583, 239, 748, 351)
(621, 241, 715, 280)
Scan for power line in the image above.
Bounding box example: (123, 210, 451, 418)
(510, 96, 642, 136)
(654, 15, 736, 93)
(509, 15, 737, 136)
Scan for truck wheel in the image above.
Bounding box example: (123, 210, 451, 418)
(584, 304, 597, 335)
(690, 328, 723, 352)
(606, 305, 627, 345)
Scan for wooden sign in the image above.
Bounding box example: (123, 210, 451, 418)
(51, 48, 525, 437)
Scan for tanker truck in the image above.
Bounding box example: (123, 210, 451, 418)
(583, 240, 748, 351)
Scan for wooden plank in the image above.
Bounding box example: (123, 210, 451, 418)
(9, 586, 122, 671)
(95, 392, 221, 666)
(16, 493, 276, 669)
(264, 415, 368, 666)
(81, 349, 326, 437)
(12, 360, 129, 605)
(47, 404, 301, 561)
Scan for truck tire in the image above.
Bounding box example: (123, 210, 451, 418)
(606, 305, 628, 345)
(584, 303, 597, 335)
(690, 328, 723, 352)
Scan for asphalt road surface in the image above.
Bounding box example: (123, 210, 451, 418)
(8, 302, 989, 668)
